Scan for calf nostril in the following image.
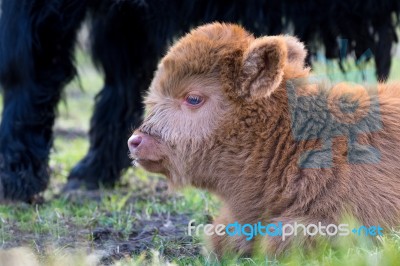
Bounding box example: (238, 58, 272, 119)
(128, 135, 143, 149)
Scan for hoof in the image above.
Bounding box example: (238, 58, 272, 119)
(61, 178, 99, 193)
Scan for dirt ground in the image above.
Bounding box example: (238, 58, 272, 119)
(0, 177, 205, 265)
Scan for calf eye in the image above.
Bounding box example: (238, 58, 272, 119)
(185, 94, 204, 107)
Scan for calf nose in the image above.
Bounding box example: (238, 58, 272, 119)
(128, 135, 143, 150)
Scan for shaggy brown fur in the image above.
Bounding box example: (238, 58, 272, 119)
(128, 23, 400, 256)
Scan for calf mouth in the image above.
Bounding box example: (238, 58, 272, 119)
(134, 158, 168, 176)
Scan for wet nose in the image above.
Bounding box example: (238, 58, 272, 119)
(128, 135, 143, 150)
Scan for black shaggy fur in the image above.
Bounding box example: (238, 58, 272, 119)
(0, 0, 399, 201)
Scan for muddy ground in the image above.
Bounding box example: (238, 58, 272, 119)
(0, 177, 206, 265)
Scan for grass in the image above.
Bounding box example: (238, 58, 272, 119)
(0, 46, 399, 265)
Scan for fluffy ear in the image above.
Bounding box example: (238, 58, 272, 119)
(284, 35, 307, 68)
(239, 36, 287, 100)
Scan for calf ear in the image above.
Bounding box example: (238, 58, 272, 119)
(239, 36, 287, 101)
(284, 35, 307, 68)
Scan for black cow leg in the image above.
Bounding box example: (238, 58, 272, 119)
(0, 0, 86, 201)
(64, 1, 163, 190)
(64, 80, 145, 190)
(374, 22, 395, 82)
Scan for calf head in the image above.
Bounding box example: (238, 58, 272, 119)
(128, 23, 309, 190)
